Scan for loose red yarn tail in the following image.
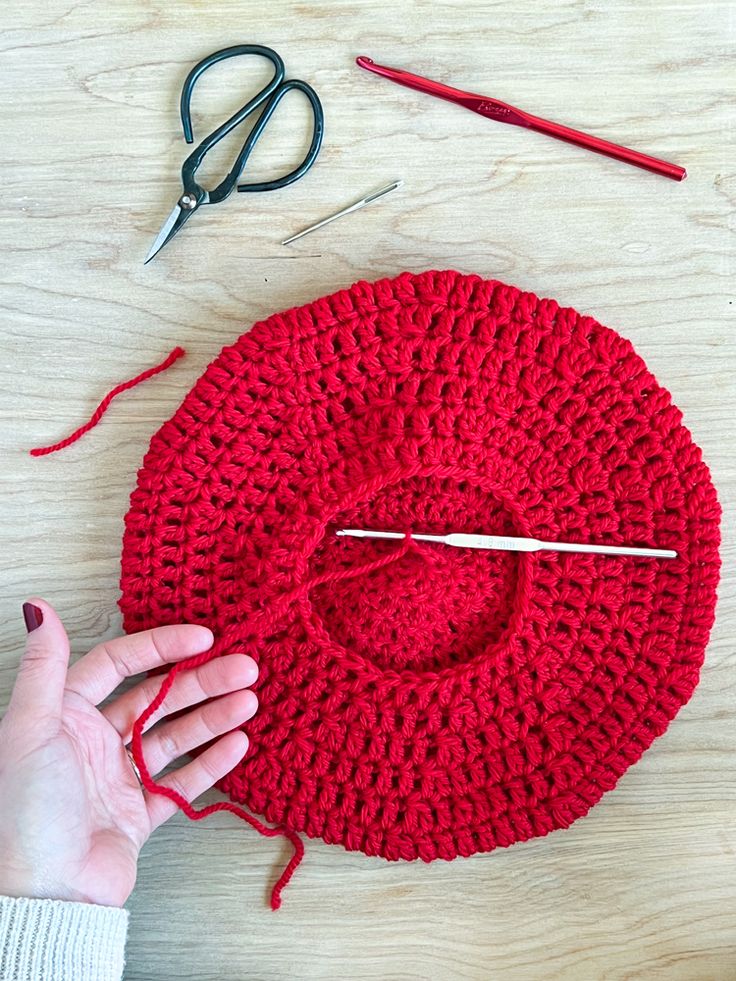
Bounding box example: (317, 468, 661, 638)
(129, 647, 303, 912)
(29, 346, 186, 457)
(129, 540, 413, 909)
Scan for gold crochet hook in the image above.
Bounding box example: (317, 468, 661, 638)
(336, 529, 677, 559)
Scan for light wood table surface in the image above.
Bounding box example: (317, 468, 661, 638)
(2, 1, 734, 978)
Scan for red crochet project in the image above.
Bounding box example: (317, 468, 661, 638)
(120, 270, 720, 887)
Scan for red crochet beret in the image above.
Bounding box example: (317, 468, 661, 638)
(120, 270, 720, 872)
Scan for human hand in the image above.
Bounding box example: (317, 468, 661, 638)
(0, 599, 257, 908)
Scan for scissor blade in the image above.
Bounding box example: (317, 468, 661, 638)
(144, 202, 195, 264)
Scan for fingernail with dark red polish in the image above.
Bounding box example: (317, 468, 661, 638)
(23, 603, 43, 633)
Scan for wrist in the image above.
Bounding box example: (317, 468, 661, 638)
(0, 864, 121, 908)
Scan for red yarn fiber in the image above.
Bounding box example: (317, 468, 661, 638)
(29, 346, 185, 456)
(120, 271, 720, 906)
(128, 644, 304, 910)
(129, 539, 413, 909)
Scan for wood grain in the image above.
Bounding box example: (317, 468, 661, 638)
(1, 0, 734, 978)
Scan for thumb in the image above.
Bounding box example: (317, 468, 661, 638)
(8, 599, 71, 725)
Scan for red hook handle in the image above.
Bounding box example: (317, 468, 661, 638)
(357, 57, 686, 182)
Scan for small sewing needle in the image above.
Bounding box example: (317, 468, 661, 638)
(282, 180, 403, 245)
(336, 529, 677, 559)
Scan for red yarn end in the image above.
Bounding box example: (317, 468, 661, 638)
(269, 828, 306, 910)
(29, 346, 186, 457)
(126, 544, 416, 907)
(129, 650, 305, 911)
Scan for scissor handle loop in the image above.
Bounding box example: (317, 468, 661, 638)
(235, 80, 324, 195)
(179, 45, 285, 202)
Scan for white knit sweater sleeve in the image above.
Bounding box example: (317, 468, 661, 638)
(0, 896, 128, 981)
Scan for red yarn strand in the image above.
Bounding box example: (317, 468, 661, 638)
(257, 535, 415, 623)
(129, 541, 413, 909)
(29, 346, 186, 457)
(129, 646, 304, 911)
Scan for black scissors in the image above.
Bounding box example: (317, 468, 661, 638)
(145, 45, 324, 264)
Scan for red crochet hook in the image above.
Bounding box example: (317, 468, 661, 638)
(356, 56, 686, 182)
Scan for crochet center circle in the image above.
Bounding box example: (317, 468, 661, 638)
(120, 270, 720, 862)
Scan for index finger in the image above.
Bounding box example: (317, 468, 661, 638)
(65, 624, 214, 705)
